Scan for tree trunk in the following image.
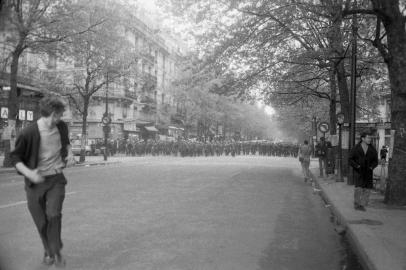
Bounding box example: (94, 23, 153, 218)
(372, 0, 406, 205)
(329, 68, 337, 135)
(3, 47, 23, 167)
(79, 97, 89, 163)
(327, 1, 351, 120)
(335, 61, 350, 120)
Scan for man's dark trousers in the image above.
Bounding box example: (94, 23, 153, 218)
(25, 173, 67, 257)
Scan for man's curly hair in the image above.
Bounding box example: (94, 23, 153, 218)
(39, 96, 65, 117)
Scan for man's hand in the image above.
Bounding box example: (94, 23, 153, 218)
(16, 162, 44, 184)
(28, 169, 45, 184)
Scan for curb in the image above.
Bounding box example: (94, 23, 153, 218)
(311, 171, 376, 270)
(0, 161, 122, 177)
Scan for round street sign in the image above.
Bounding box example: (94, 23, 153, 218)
(318, 122, 330, 133)
(101, 116, 111, 125)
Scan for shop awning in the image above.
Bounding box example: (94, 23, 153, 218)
(145, 126, 158, 132)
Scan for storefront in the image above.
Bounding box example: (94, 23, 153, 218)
(123, 120, 140, 140)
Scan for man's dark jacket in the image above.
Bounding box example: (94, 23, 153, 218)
(349, 142, 378, 188)
(10, 120, 70, 187)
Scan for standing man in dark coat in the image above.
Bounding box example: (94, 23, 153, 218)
(315, 137, 328, 177)
(10, 96, 75, 267)
(349, 132, 378, 211)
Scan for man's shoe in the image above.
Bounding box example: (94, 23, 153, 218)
(42, 254, 54, 266)
(54, 253, 66, 268)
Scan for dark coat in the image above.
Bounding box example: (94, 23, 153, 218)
(349, 143, 378, 188)
(10, 120, 70, 188)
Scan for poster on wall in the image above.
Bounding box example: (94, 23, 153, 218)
(330, 134, 339, 146)
(341, 130, 349, 149)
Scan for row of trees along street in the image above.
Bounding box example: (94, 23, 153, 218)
(0, 1, 279, 163)
(167, 57, 279, 141)
(0, 0, 136, 163)
(161, 0, 406, 206)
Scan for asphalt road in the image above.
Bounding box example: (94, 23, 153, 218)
(0, 156, 346, 270)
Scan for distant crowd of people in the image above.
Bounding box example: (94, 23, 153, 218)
(99, 139, 300, 158)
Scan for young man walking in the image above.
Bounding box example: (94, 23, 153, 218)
(10, 96, 74, 267)
(349, 132, 378, 211)
(298, 140, 312, 182)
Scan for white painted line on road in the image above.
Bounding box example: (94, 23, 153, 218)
(0, 201, 27, 209)
(0, 191, 77, 210)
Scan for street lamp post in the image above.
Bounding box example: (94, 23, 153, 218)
(312, 116, 318, 157)
(102, 72, 110, 161)
(336, 112, 345, 182)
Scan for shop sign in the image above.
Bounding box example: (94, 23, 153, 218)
(123, 120, 137, 132)
(19, 109, 26, 120)
(1, 107, 8, 119)
(26, 110, 34, 121)
(341, 130, 349, 149)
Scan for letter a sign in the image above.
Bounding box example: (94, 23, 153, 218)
(1, 107, 8, 119)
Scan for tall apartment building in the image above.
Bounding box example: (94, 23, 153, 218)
(0, 7, 186, 143)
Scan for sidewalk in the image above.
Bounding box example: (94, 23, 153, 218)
(311, 169, 406, 270)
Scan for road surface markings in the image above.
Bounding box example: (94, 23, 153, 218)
(0, 191, 77, 210)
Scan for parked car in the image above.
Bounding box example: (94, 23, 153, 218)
(71, 141, 92, 156)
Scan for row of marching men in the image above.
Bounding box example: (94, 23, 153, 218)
(120, 140, 299, 158)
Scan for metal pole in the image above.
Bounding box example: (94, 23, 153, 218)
(104, 73, 109, 161)
(337, 123, 343, 182)
(348, 2, 357, 185)
(313, 117, 317, 157)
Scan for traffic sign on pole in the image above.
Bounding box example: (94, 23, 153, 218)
(101, 116, 111, 125)
(318, 122, 330, 133)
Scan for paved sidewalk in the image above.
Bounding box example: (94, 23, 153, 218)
(311, 170, 406, 270)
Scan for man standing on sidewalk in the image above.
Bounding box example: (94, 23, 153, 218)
(349, 132, 378, 211)
(315, 137, 328, 177)
(10, 96, 75, 267)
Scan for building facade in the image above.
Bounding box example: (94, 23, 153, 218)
(0, 8, 186, 144)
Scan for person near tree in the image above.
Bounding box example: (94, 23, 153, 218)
(349, 132, 379, 211)
(10, 96, 75, 267)
(298, 140, 312, 182)
(315, 137, 328, 177)
(380, 145, 388, 164)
